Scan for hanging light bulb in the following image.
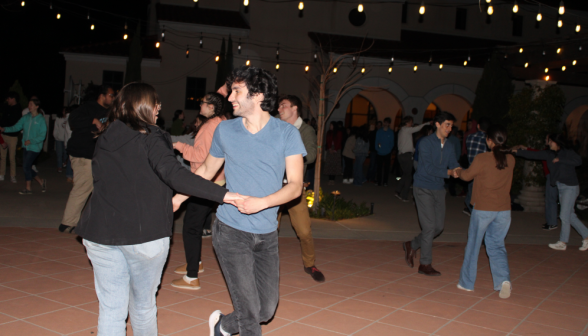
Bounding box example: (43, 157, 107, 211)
(580, 46, 583, 51)
(361, 67, 365, 74)
(542, 50, 546, 56)
(87, 12, 90, 20)
(194, 0, 198, 2)
(519, 48, 523, 53)
(200, 33, 203, 48)
(276, 63, 280, 71)
(545, 75, 550, 81)
(358, 3, 364, 12)
(413, 65, 418, 72)
(524, 62, 528, 68)
(155, 42, 160, 48)
(123, 33, 128, 40)
(186, 46, 190, 58)
(305, 64, 309, 73)
(333, 67, 338, 73)
(246, 57, 250, 66)
(419, 2, 425, 15)
(576, 24, 581, 33)
(56, 12, 61, 19)
(244, 0, 249, 6)
(559, 1, 565, 15)
(215, 52, 220, 62)
(238, 39, 242, 54)
(276, 44, 280, 60)
(21, 1, 25, 6)
(468, 54, 471, 61)
(90, 23, 95, 30)
(391, 56, 395, 66)
(299, 2, 304, 10)
(573, 60, 577, 65)
(545, 67, 549, 73)
(513, 1, 518, 13)
(557, 48, 561, 54)
(314, 52, 318, 62)
(463, 60, 468, 67)
(388, 67, 393, 74)
(562, 65, 566, 71)
(537, 6, 542, 22)
(558, 19, 563, 28)
(439, 64, 443, 70)
(161, 27, 165, 42)
(487, 5, 494, 15)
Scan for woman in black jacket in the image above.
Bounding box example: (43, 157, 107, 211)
(514, 133, 588, 252)
(76, 82, 240, 336)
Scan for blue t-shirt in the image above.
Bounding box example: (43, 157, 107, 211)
(209, 116, 307, 234)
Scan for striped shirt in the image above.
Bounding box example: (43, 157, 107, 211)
(466, 131, 487, 164)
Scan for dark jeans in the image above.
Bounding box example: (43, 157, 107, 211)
(412, 187, 446, 265)
(183, 196, 215, 278)
(396, 152, 414, 199)
(376, 153, 391, 185)
(343, 156, 354, 179)
(213, 220, 279, 336)
(367, 152, 377, 181)
(23, 149, 40, 181)
(353, 155, 367, 185)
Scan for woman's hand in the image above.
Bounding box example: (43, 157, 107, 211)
(223, 192, 243, 206)
(172, 194, 189, 212)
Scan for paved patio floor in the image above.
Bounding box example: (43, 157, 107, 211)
(1, 227, 588, 335)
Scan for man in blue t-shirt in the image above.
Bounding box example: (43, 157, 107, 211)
(375, 117, 395, 186)
(174, 66, 306, 336)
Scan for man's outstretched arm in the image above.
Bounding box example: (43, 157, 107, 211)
(236, 154, 304, 214)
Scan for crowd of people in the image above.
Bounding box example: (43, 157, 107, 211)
(1, 64, 587, 335)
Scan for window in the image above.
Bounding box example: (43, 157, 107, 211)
(102, 71, 124, 91)
(455, 8, 467, 30)
(512, 15, 523, 36)
(401, 1, 407, 24)
(185, 77, 206, 110)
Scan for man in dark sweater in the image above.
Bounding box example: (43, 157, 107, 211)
(58, 85, 114, 233)
(0, 92, 22, 183)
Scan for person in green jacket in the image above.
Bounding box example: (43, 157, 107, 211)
(0, 97, 47, 194)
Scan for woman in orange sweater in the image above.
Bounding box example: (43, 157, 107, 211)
(457, 125, 515, 299)
(171, 92, 226, 290)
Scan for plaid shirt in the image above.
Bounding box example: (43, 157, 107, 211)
(466, 131, 488, 163)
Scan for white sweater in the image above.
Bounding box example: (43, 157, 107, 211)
(397, 123, 428, 154)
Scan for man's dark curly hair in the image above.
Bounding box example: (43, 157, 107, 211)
(226, 66, 278, 113)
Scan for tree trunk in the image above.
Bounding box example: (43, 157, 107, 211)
(312, 74, 326, 211)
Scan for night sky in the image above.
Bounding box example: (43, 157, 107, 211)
(2, 0, 150, 113)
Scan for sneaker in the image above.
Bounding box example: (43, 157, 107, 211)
(548, 241, 567, 251)
(41, 179, 46, 192)
(174, 262, 203, 275)
(349, 178, 354, 183)
(542, 223, 558, 231)
(499, 281, 511, 299)
(209, 310, 230, 336)
(580, 239, 588, 251)
(304, 266, 326, 282)
(457, 284, 473, 292)
(171, 275, 201, 290)
(31, 165, 38, 173)
(0, 175, 4, 181)
(342, 179, 350, 184)
(463, 207, 471, 217)
(18, 189, 32, 195)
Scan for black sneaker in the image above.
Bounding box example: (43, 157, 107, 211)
(209, 310, 228, 336)
(462, 207, 471, 217)
(304, 266, 326, 282)
(542, 223, 558, 231)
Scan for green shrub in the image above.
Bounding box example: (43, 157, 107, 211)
(309, 194, 370, 221)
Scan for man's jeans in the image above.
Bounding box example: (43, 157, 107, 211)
(213, 220, 279, 336)
(353, 154, 367, 185)
(545, 174, 558, 227)
(83, 238, 169, 336)
(556, 182, 588, 243)
(396, 152, 414, 199)
(23, 149, 40, 181)
(459, 210, 511, 291)
(367, 151, 377, 181)
(411, 187, 446, 265)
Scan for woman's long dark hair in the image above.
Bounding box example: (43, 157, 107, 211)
(486, 125, 509, 170)
(97, 82, 160, 136)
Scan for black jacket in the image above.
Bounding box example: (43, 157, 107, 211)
(76, 120, 227, 245)
(517, 148, 582, 187)
(0, 104, 22, 137)
(67, 102, 108, 159)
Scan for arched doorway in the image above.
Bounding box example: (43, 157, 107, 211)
(344, 89, 403, 128)
(430, 94, 473, 131)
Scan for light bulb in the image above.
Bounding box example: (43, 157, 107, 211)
(246, 59, 250, 66)
(123, 34, 128, 40)
(215, 55, 220, 62)
(21, 1, 25, 6)
(513, 1, 518, 13)
(419, 4, 425, 15)
(557, 48, 561, 54)
(524, 62, 528, 68)
(486, 0, 491, 3)
(545, 68, 549, 73)
(333, 67, 338, 73)
(305, 65, 309, 72)
(244, 0, 249, 6)
(439, 64, 443, 70)
(413, 65, 418, 72)
(558, 19, 563, 28)
(194, 0, 198, 2)
(155, 42, 160, 48)
(464, 60, 468, 67)
(559, 1, 565, 15)
(562, 66, 566, 71)
(361, 67, 365, 74)
(57, 13, 61, 19)
(537, 12, 542, 22)
(388, 67, 393, 73)
(487, 5, 493, 15)
(299, 2, 304, 10)
(276, 63, 280, 70)
(358, 3, 363, 12)
(91, 24, 95, 30)
(576, 24, 581, 32)
(186, 48, 190, 58)
(545, 75, 550, 81)
(573, 60, 577, 65)
(519, 48, 523, 53)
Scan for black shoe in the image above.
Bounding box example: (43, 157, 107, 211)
(58, 224, 75, 233)
(462, 207, 471, 217)
(542, 223, 558, 231)
(209, 310, 228, 336)
(304, 266, 326, 282)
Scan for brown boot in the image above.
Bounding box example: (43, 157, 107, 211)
(418, 264, 441, 276)
(403, 241, 414, 268)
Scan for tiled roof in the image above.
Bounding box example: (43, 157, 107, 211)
(156, 3, 249, 30)
(61, 35, 161, 59)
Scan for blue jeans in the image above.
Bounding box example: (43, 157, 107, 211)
(545, 174, 558, 227)
(367, 152, 377, 181)
(55, 140, 67, 168)
(353, 155, 367, 185)
(459, 209, 511, 291)
(65, 156, 73, 178)
(464, 181, 473, 211)
(213, 220, 279, 336)
(556, 182, 588, 243)
(23, 149, 40, 181)
(83, 238, 170, 336)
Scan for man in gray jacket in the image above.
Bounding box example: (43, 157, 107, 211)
(278, 95, 325, 282)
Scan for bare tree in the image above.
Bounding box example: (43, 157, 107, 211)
(304, 41, 378, 211)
